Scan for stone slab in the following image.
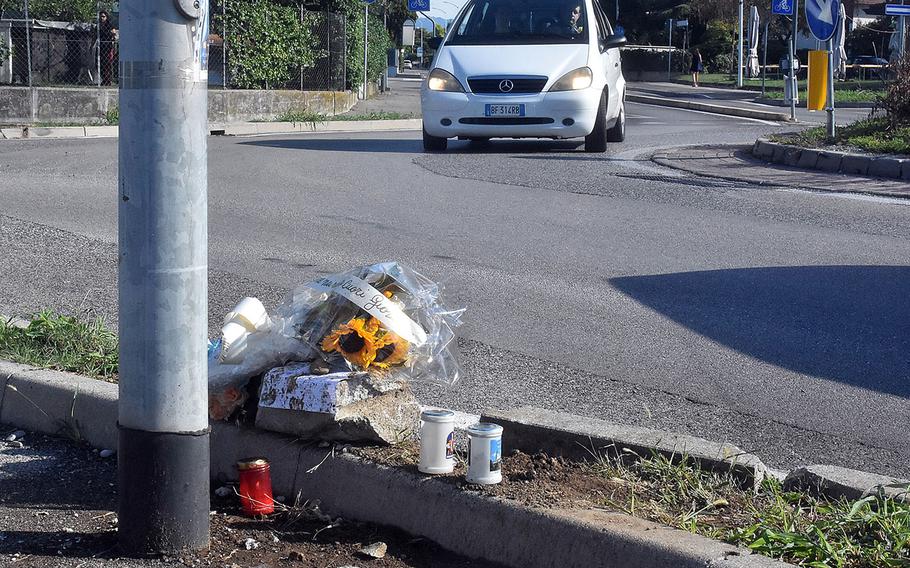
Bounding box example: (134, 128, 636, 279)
(815, 151, 844, 172)
(867, 157, 903, 179)
(796, 148, 819, 169)
(481, 406, 769, 489)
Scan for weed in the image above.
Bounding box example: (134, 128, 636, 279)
(586, 449, 910, 567)
(0, 311, 118, 381)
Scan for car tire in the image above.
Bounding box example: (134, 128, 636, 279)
(607, 103, 625, 143)
(584, 90, 608, 153)
(423, 127, 447, 152)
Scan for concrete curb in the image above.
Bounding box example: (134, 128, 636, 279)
(482, 407, 769, 489)
(0, 360, 797, 567)
(752, 138, 910, 181)
(627, 93, 791, 122)
(754, 97, 875, 109)
(0, 119, 422, 140)
(784, 465, 909, 503)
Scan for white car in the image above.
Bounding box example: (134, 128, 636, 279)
(420, 0, 626, 152)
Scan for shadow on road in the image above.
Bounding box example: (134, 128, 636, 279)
(610, 265, 910, 398)
(239, 137, 586, 154)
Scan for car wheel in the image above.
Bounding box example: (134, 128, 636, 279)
(607, 103, 625, 143)
(584, 90, 608, 153)
(423, 127, 447, 152)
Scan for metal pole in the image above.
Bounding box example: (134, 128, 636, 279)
(667, 19, 672, 79)
(382, 5, 388, 92)
(762, 20, 768, 96)
(790, 2, 798, 121)
(96, 1, 102, 86)
(826, 38, 835, 140)
(737, 0, 744, 87)
(223, 0, 227, 88)
(118, 0, 210, 555)
(362, 3, 368, 99)
(24, 0, 31, 88)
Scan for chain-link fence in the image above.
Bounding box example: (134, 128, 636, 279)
(1, 0, 348, 91)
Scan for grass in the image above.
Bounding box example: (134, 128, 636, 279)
(589, 449, 910, 567)
(0, 311, 118, 381)
(272, 109, 414, 123)
(771, 117, 910, 155)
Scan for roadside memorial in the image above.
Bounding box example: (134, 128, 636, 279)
(207, 262, 464, 443)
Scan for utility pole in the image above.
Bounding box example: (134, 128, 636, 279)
(738, 0, 744, 87)
(118, 0, 210, 555)
(363, 3, 369, 99)
(790, 0, 799, 121)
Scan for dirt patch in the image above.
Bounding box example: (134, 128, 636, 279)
(354, 442, 627, 510)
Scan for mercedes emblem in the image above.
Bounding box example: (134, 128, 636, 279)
(498, 79, 515, 93)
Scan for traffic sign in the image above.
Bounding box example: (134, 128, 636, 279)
(885, 3, 910, 15)
(805, 0, 839, 41)
(772, 0, 794, 16)
(408, 0, 430, 11)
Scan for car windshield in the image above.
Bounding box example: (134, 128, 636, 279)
(447, 0, 589, 45)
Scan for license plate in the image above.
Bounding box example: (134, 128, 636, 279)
(485, 104, 525, 117)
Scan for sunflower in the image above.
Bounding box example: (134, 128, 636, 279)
(321, 317, 379, 369)
(372, 330, 410, 369)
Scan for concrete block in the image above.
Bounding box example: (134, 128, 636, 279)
(209, 421, 304, 492)
(782, 147, 802, 167)
(481, 406, 769, 489)
(796, 148, 819, 169)
(0, 361, 117, 450)
(783, 465, 909, 503)
(771, 144, 789, 163)
(815, 151, 843, 172)
(0, 128, 23, 139)
(752, 139, 775, 159)
(840, 154, 870, 175)
(867, 157, 903, 179)
(902, 160, 910, 181)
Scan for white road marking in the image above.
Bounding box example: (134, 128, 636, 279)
(627, 103, 784, 126)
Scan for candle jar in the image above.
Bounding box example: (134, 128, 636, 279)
(237, 457, 275, 516)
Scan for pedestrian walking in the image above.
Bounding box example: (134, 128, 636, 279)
(690, 48, 703, 87)
(98, 11, 118, 85)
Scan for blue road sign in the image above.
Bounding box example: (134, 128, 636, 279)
(805, 0, 839, 41)
(885, 3, 910, 15)
(408, 0, 430, 11)
(772, 0, 794, 16)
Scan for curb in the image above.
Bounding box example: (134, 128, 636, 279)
(482, 407, 769, 489)
(0, 119, 423, 140)
(626, 93, 791, 122)
(0, 360, 796, 568)
(754, 97, 874, 109)
(752, 138, 910, 181)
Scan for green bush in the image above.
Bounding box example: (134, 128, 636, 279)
(218, 0, 320, 89)
(344, 9, 393, 89)
(879, 55, 910, 129)
(707, 52, 735, 74)
(621, 48, 691, 74)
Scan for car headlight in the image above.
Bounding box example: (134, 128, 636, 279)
(549, 67, 594, 91)
(427, 68, 465, 92)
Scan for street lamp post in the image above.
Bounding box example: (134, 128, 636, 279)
(738, 0, 744, 87)
(118, 0, 210, 554)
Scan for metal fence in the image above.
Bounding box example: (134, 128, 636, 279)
(1, 0, 348, 91)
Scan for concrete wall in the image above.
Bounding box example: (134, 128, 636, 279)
(0, 86, 359, 125)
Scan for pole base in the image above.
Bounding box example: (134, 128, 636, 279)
(118, 426, 211, 555)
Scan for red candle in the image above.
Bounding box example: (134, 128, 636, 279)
(236, 457, 275, 516)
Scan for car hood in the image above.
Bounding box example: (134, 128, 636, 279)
(435, 44, 589, 87)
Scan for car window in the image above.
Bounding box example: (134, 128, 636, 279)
(591, 0, 612, 43)
(447, 0, 589, 45)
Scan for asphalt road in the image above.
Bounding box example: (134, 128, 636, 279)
(1, 102, 908, 478)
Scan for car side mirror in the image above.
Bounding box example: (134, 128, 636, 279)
(602, 33, 627, 51)
(427, 36, 442, 50)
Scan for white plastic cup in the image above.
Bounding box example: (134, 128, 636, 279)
(466, 422, 503, 485)
(224, 297, 269, 331)
(418, 409, 455, 474)
(219, 297, 269, 364)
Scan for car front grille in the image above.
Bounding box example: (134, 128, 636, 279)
(467, 77, 548, 94)
(458, 117, 555, 125)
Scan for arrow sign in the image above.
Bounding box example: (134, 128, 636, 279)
(772, 0, 794, 16)
(805, 0, 839, 41)
(885, 3, 910, 15)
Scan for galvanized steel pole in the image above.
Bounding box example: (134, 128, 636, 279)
(790, 0, 798, 121)
(826, 38, 835, 140)
(363, 4, 369, 99)
(118, 0, 210, 555)
(737, 0, 744, 87)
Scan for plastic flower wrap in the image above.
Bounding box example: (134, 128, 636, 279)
(208, 261, 464, 420)
(274, 261, 464, 384)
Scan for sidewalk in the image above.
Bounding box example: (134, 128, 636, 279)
(627, 82, 872, 125)
(345, 75, 424, 117)
(651, 144, 910, 198)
